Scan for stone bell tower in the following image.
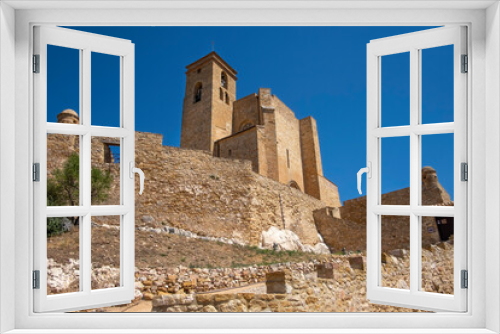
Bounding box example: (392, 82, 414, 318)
(180, 52, 237, 152)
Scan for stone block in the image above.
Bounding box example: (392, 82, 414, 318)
(315, 262, 338, 279)
(348, 256, 366, 270)
(266, 270, 292, 294)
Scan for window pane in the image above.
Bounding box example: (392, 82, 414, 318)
(47, 45, 80, 124)
(421, 216, 454, 295)
(91, 137, 120, 205)
(47, 134, 80, 206)
(91, 215, 121, 290)
(381, 52, 410, 127)
(91, 52, 120, 127)
(421, 45, 454, 124)
(421, 133, 454, 205)
(381, 136, 410, 205)
(47, 216, 80, 295)
(381, 215, 410, 290)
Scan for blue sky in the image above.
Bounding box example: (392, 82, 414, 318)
(48, 26, 454, 202)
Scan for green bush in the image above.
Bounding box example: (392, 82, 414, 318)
(47, 217, 63, 237)
(47, 152, 113, 235)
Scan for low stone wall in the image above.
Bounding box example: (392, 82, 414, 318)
(150, 242, 453, 312)
(48, 240, 453, 312)
(135, 261, 319, 300)
(151, 264, 421, 313)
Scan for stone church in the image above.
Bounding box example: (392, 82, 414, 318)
(180, 52, 341, 207)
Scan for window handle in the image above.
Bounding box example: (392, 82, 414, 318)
(357, 162, 372, 195)
(129, 162, 145, 195)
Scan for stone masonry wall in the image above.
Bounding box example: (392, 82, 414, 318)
(232, 93, 259, 132)
(273, 94, 305, 191)
(318, 175, 342, 208)
(315, 207, 441, 253)
(48, 131, 326, 248)
(151, 242, 454, 312)
(215, 126, 261, 173)
(48, 240, 453, 308)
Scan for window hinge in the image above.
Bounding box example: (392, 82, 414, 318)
(461, 162, 468, 182)
(461, 270, 468, 289)
(33, 163, 40, 182)
(33, 270, 40, 289)
(33, 54, 40, 73)
(461, 54, 468, 73)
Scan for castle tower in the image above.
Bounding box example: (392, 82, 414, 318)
(57, 109, 79, 124)
(180, 52, 237, 152)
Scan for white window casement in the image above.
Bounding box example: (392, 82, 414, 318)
(0, 1, 499, 334)
(365, 26, 468, 312)
(33, 26, 137, 312)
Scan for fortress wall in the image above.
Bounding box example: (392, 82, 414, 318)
(215, 126, 260, 173)
(250, 174, 324, 245)
(135, 132, 324, 246)
(47, 131, 325, 247)
(318, 176, 342, 208)
(324, 183, 448, 252)
(232, 94, 259, 131)
(272, 96, 305, 191)
(260, 106, 279, 181)
(299, 116, 322, 200)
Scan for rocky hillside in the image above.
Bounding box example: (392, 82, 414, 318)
(47, 226, 332, 270)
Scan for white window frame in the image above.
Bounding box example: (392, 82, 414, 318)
(0, 1, 499, 333)
(33, 26, 136, 312)
(366, 26, 467, 312)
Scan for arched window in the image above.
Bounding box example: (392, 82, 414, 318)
(239, 121, 254, 132)
(288, 181, 301, 191)
(194, 82, 202, 103)
(221, 72, 228, 89)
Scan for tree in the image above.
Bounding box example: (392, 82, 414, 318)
(47, 153, 113, 236)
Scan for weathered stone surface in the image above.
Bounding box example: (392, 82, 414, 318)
(148, 243, 453, 313)
(348, 256, 366, 271)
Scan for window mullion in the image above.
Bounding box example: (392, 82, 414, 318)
(81, 47, 92, 294)
(409, 47, 420, 294)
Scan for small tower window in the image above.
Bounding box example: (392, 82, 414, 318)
(228, 149, 232, 157)
(225, 92, 230, 105)
(194, 82, 203, 103)
(286, 149, 291, 168)
(104, 143, 120, 163)
(220, 87, 224, 100)
(221, 72, 228, 89)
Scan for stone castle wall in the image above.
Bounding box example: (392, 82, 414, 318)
(232, 93, 259, 132)
(272, 94, 306, 192)
(215, 126, 261, 173)
(47, 131, 450, 252)
(325, 175, 451, 252)
(314, 207, 441, 253)
(48, 131, 326, 247)
(318, 175, 342, 208)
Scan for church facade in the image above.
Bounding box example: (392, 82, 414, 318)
(180, 52, 341, 207)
